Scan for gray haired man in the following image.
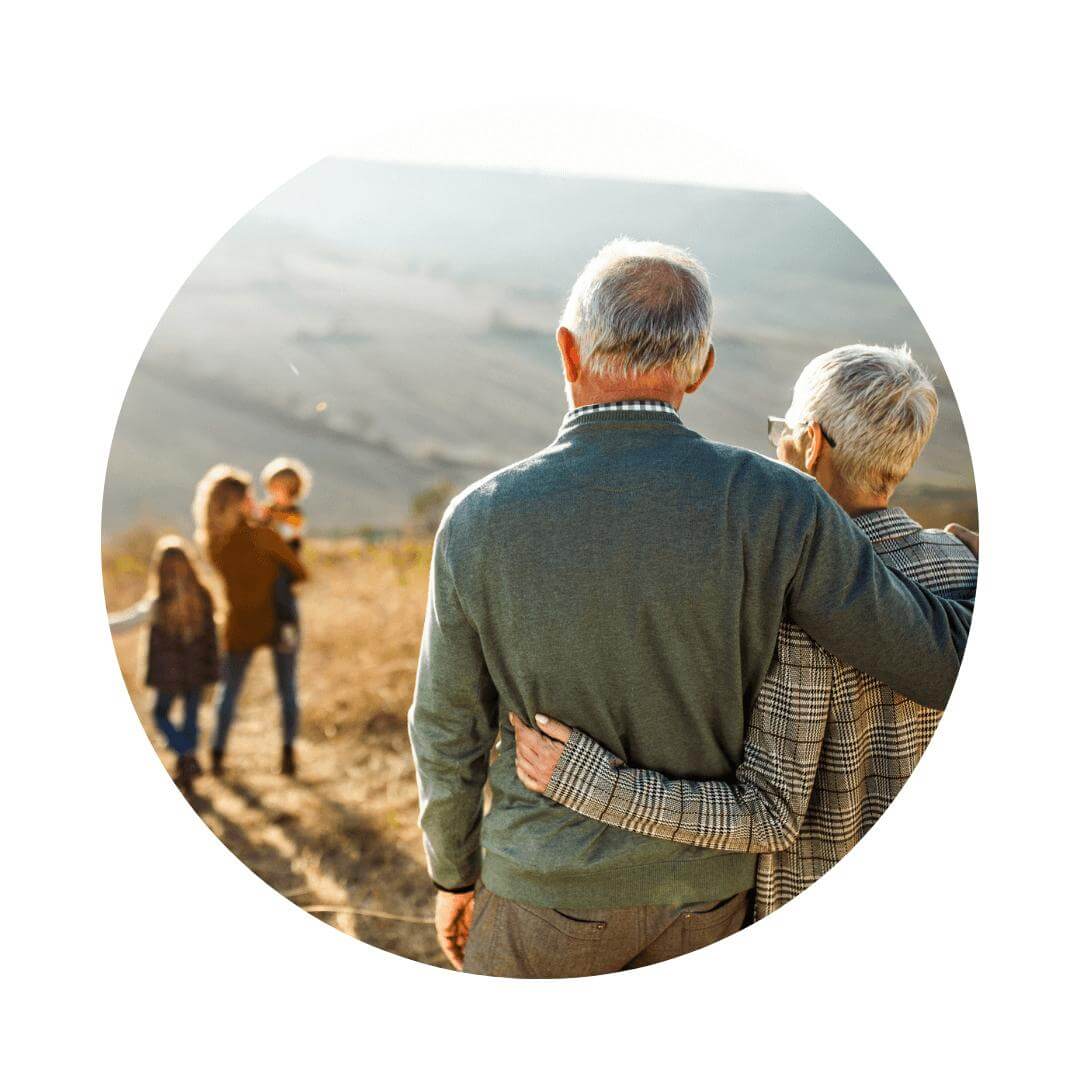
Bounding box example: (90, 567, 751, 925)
(408, 239, 972, 978)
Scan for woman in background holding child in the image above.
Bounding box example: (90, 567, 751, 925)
(193, 464, 308, 777)
(109, 536, 219, 793)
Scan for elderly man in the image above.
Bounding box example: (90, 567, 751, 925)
(513, 344, 978, 920)
(408, 240, 972, 978)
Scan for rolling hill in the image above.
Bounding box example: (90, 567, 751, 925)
(103, 158, 976, 534)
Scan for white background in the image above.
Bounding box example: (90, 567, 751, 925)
(3, 2, 1077, 1076)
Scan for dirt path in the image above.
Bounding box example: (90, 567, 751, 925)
(173, 700, 445, 968)
(107, 536, 449, 969)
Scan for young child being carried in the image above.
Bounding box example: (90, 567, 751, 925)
(258, 457, 312, 652)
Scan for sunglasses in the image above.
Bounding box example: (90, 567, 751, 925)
(767, 416, 836, 449)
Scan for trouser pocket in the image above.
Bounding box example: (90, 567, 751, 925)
(679, 890, 750, 953)
(463, 889, 608, 979)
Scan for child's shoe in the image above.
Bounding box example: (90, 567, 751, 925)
(174, 753, 199, 794)
(281, 744, 296, 777)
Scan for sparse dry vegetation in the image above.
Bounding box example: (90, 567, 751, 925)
(104, 529, 448, 968)
(409, 481, 456, 536)
(102, 485, 975, 970)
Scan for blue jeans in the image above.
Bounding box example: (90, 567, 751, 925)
(152, 689, 201, 756)
(214, 648, 299, 753)
(273, 568, 299, 628)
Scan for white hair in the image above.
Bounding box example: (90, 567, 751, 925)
(560, 238, 714, 383)
(785, 344, 938, 497)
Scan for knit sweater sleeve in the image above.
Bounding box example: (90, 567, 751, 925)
(257, 526, 308, 583)
(786, 487, 971, 709)
(407, 513, 500, 890)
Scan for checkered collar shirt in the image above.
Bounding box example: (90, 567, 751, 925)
(545, 504, 978, 919)
(558, 399, 683, 436)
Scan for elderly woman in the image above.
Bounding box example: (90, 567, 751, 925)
(193, 464, 308, 777)
(514, 344, 978, 920)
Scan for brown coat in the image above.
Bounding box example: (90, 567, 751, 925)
(208, 520, 308, 653)
(145, 593, 220, 693)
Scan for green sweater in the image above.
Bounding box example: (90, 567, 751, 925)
(407, 407, 972, 908)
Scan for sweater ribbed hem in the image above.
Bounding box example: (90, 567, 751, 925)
(480, 851, 757, 910)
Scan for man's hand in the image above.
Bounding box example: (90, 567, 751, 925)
(435, 888, 475, 971)
(945, 522, 980, 558)
(511, 712, 571, 794)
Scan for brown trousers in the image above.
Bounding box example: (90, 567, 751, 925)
(462, 883, 750, 979)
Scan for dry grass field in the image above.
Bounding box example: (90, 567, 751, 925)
(102, 489, 975, 971)
(103, 528, 449, 969)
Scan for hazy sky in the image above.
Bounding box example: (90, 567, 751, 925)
(332, 105, 803, 194)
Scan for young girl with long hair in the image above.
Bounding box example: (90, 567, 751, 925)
(109, 536, 219, 791)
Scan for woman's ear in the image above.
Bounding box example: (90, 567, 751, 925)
(804, 422, 826, 475)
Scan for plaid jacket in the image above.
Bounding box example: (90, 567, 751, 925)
(546, 507, 978, 919)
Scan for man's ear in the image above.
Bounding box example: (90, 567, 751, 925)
(685, 344, 715, 394)
(557, 326, 581, 384)
(804, 422, 826, 475)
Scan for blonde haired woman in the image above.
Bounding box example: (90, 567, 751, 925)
(193, 464, 308, 776)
